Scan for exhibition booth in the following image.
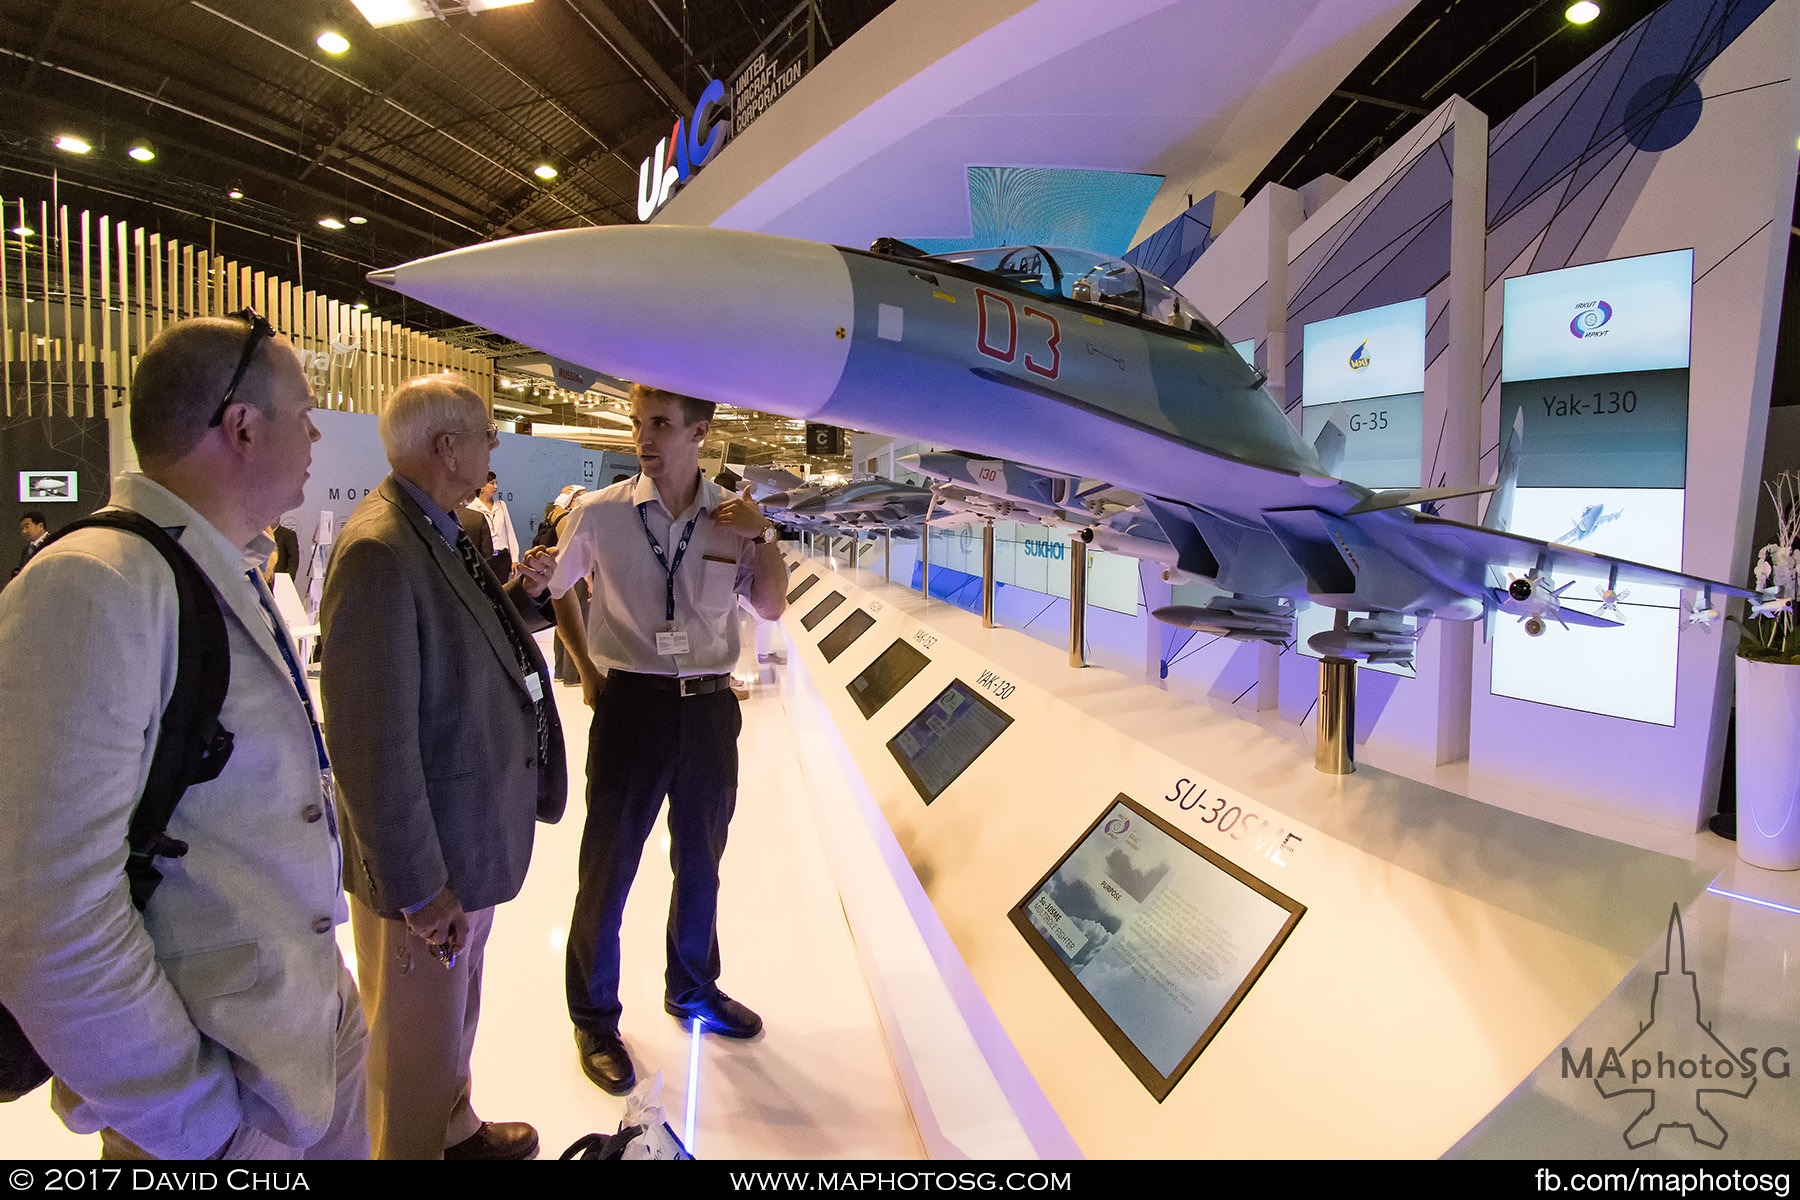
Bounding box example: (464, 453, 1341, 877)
(2, 0, 1798, 1165)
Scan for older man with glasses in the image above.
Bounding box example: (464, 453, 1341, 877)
(318, 373, 566, 1160)
(0, 312, 369, 1159)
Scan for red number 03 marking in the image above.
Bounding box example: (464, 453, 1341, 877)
(975, 288, 1061, 380)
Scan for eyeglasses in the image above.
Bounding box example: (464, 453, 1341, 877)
(207, 307, 277, 428)
(443, 423, 500, 448)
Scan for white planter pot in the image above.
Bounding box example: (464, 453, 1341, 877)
(1734, 657, 1800, 871)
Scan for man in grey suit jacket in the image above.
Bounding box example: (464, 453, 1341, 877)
(0, 313, 368, 1159)
(319, 373, 566, 1161)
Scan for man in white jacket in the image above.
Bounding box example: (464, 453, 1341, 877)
(0, 312, 368, 1160)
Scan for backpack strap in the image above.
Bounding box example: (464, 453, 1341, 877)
(40, 511, 234, 911)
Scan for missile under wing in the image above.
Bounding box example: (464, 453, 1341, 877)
(370, 226, 1750, 640)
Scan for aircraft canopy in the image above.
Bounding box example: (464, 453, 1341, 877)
(929, 245, 1227, 344)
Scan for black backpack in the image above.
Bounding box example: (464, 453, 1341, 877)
(0, 510, 235, 1102)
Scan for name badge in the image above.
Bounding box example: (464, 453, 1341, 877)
(656, 629, 691, 656)
(524, 672, 544, 703)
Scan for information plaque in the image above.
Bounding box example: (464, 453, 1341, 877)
(786, 573, 819, 603)
(1011, 795, 1304, 1101)
(886, 679, 1012, 803)
(847, 640, 930, 719)
(801, 591, 846, 631)
(818, 609, 876, 663)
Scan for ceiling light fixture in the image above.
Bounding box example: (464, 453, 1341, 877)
(352, 0, 533, 28)
(316, 30, 351, 54)
(10, 225, 35, 237)
(348, 215, 369, 225)
(1565, 1, 1601, 23)
(54, 135, 92, 155)
(318, 217, 347, 230)
(353, 299, 370, 311)
(127, 142, 156, 163)
(226, 186, 245, 200)
(533, 162, 558, 181)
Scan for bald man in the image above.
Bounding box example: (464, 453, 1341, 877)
(320, 374, 566, 1160)
(0, 312, 368, 1159)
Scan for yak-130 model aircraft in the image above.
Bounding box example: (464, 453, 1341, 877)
(370, 226, 1749, 660)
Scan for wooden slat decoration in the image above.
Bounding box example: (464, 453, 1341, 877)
(98, 215, 113, 405)
(81, 211, 94, 416)
(59, 206, 73, 415)
(183, 244, 196, 319)
(40, 201, 52, 417)
(159, 235, 173, 333)
(115, 219, 129, 388)
(134, 226, 148, 378)
(153, 233, 167, 336)
(1, 196, 12, 417)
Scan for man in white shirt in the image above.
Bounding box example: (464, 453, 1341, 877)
(547, 384, 785, 1095)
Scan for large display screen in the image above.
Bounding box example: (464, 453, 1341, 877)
(1300, 297, 1426, 490)
(801, 591, 846, 632)
(818, 609, 876, 663)
(1011, 795, 1304, 1101)
(786, 573, 819, 603)
(1493, 250, 1692, 725)
(847, 639, 930, 719)
(887, 680, 1013, 803)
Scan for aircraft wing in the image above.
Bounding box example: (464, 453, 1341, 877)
(1401, 511, 1755, 598)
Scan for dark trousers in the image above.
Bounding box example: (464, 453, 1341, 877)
(566, 675, 741, 1034)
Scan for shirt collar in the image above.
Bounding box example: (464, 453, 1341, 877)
(632, 471, 725, 523)
(108, 472, 270, 579)
(391, 471, 463, 546)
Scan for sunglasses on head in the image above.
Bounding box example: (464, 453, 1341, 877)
(207, 307, 278, 428)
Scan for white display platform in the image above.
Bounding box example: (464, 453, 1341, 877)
(777, 549, 1722, 1158)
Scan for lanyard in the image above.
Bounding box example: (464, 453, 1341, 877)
(245, 571, 331, 775)
(638, 503, 700, 625)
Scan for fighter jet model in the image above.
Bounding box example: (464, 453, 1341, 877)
(370, 226, 1751, 658)
(1556, 503, 1623, 546)
(762, 476, 934, 539)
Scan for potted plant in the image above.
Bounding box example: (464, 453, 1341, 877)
(1734, 468, 1800, 870)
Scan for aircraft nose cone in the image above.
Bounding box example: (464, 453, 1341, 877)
(373, 226, 856, 417)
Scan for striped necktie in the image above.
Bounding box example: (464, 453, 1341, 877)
(454, 530, 549, 775)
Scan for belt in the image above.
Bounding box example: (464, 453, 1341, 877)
(608, 670, 733, 698)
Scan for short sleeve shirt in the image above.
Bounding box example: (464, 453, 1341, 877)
(546, 472, 754, 677)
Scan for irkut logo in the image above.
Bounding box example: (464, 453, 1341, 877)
(638, 79, 729, 221)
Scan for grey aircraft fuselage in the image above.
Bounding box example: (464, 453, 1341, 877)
(369, 226, 1748, 624)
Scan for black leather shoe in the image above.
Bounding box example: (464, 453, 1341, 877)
(575, 1027, 636, 1095)
(665, 990, 763, 1039)
(443, 1121, 539, 1161)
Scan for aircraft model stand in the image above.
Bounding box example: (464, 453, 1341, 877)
(1316, 657, 1356, 775)
(920, 522, 930, 604)
(1068, 532, 1088, 669)
(883, 529, 892, 582)
(980, 520, 996, 629)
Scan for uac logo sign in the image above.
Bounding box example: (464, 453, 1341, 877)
(638, 79, 729, 221)
(1347, 340, 1371, 372)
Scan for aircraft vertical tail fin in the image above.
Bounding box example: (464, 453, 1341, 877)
(1482, 409, 1523, 533)
(1313, 420, 1346, 478)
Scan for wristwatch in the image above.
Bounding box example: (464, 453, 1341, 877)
(753, 524, 779, 545)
